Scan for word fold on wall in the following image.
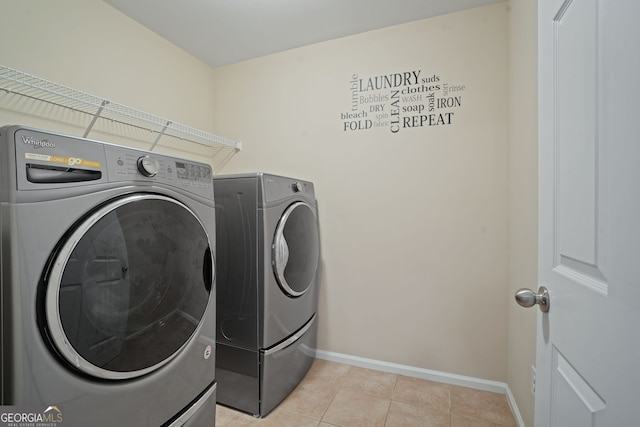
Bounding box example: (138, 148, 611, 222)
(341, 69, 465, 134)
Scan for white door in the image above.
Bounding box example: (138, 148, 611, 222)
(535, 0, 640, 426)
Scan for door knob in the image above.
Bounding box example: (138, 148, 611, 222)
(515, 286, 550, 313)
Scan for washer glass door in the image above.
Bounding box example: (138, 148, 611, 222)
(272, 201, 320, 297)
(44, 194, 213, 380)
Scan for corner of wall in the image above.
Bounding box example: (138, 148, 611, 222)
(506, 0, 539, 426)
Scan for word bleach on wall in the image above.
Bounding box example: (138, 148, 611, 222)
(341, 69, 465, 134)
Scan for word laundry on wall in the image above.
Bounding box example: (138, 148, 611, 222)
(340, 69, 466, 133)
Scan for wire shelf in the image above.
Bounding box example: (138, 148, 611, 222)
(0, 65, 241, 170)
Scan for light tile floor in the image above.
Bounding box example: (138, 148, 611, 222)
(215, 359, 517, 427)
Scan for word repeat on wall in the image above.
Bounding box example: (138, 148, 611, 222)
(341, 69, 465, 133)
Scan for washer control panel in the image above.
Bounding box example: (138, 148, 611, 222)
(104, 145, 213, 198)
(12, 126, 213, 199)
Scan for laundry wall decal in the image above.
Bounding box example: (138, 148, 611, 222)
(341, 69, 466, 133)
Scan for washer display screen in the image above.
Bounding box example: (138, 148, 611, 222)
(175, 161, 212, 183)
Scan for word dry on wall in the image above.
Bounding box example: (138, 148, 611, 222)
(341, 69, 465, 133)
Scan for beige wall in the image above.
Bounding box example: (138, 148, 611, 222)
(0, 0, 219, 163)
(212, 4, 511, 382)
(507, 0, 538, 425)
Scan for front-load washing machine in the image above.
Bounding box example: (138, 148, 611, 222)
(214, 173, 320, 417)
(0, 125, 217, 426)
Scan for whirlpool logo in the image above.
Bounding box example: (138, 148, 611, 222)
(21, 135, 56, 149)
(0, 405, 64, 426)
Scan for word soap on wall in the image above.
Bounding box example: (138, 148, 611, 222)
(341, 70, 465, 133)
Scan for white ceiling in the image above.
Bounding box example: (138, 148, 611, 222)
(104, 0, 504, 68)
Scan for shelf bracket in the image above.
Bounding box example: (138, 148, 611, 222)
(83, 100, 110, 138)
(149, 120, 171, 151)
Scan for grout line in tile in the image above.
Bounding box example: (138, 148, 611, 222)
(317, 364, 352, 423)
(381, 398, 392, 427)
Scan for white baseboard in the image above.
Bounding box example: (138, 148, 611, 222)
(314, 349, 526, 427)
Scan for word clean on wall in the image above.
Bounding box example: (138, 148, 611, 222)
(341, 69, 466, 133)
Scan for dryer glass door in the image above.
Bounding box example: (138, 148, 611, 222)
(272, 201, 320, 297)
(44, 194, 213, 380)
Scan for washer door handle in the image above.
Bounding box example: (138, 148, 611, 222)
(203, 246, 213, 293)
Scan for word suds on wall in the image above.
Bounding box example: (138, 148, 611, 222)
(341, 69, 465, 133)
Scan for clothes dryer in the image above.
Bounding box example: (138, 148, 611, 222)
(0, 125, 217, 426)
(214, 173, 319, 417)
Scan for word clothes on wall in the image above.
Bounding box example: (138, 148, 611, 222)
(341, 69, 465, 133)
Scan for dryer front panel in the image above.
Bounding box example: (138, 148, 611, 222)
(42, 193, 214, 380)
